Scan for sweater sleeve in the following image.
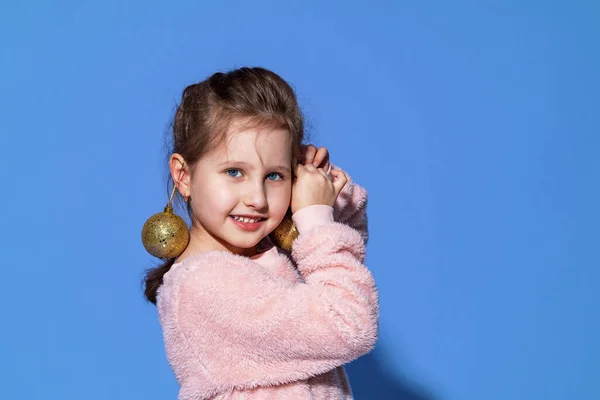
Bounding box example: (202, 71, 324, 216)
(171, 221, 379, 390)
(330, 164, 369, 243)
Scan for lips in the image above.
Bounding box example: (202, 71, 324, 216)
(230, 215, 266, 232)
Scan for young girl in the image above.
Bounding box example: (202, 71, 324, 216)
(144, 67, 379, 399)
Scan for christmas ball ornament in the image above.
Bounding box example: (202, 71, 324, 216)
(141, 203, 189, 259)
(270, 210, 298, 251)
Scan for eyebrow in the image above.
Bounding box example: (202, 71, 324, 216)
(217, 161, 292, 174)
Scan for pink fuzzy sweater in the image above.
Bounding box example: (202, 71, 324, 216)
(156, 171, 379, 399)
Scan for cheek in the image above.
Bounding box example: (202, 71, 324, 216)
(268, 184, 292, 214)
(190, 177, 237, 213)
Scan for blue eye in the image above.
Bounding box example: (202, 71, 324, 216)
(226, 169, 242, 178)
(266, 172, 283, 181)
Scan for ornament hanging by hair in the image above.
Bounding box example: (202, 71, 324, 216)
(141, 170, 190, 259)
(270, 210, 298, 250)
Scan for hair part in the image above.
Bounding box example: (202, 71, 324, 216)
(143, 67, 305, 305)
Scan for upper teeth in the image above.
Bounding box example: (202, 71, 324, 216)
(233, 216, 261, 223)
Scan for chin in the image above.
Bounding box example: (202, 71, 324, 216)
(225, 235, 264, 251)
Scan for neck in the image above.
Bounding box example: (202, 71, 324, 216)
(176, 224, 258, 263)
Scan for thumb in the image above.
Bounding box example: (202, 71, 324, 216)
(330, 169, 347, 196)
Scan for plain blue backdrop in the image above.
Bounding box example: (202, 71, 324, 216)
(1, 1, 598, 399)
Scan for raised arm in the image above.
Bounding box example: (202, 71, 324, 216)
(167, 210, 378, 391)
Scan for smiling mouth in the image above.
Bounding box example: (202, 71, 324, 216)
(230, 216, 266, 223)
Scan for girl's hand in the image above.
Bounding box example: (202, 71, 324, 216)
(291, 164, 347, 213)
(301, 144, 331, 172)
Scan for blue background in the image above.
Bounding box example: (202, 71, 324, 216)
(1, 1, 598, 399)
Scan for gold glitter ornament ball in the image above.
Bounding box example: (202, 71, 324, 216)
(270, 211, 299, 251)
(141, 204, 190, 259)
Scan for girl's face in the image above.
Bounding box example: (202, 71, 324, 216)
(186, 121, 293, 256)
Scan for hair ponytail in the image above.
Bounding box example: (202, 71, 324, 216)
(144, 258, 177, 305)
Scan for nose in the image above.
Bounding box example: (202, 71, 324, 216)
(243, 181, 268, 211)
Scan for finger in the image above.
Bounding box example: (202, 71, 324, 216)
(303, 145, 317, 165)
(303, 163, 318, 172)
(323, 161, 332, 178)
(317, 167, 330, 181)
(313, 147, 329, 167)
(293, 162, 302, 178)
(330, 169, 348, 196)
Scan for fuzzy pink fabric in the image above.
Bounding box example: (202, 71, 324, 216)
(156, 169, 378, 399)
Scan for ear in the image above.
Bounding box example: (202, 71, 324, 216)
(169, 153, 191, 198)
